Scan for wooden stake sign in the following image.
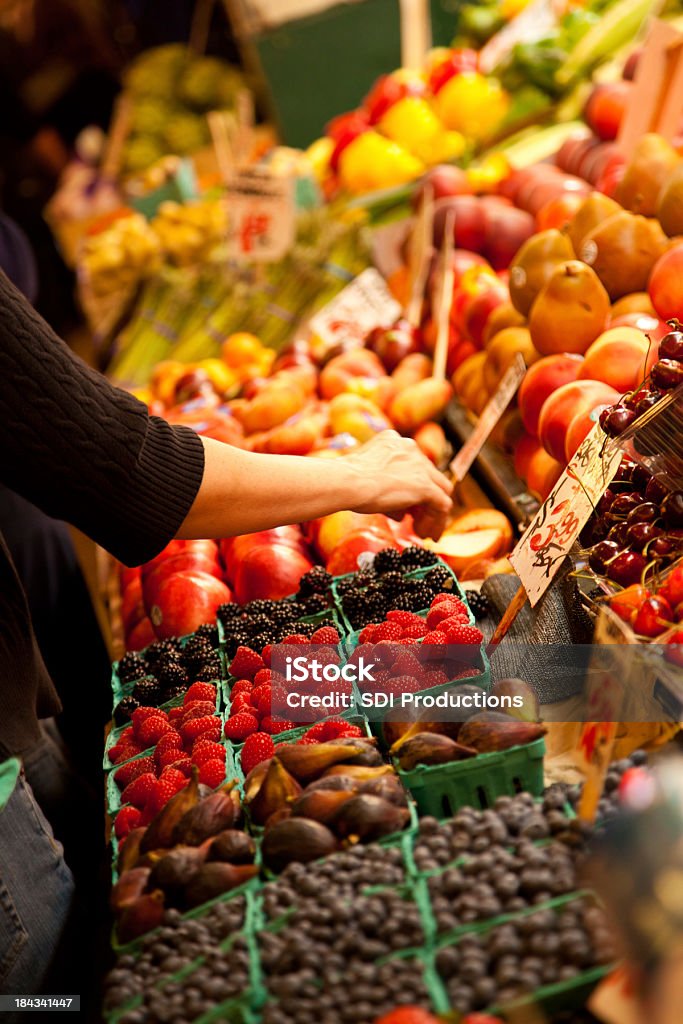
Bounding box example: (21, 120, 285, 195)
(399, 0, 431, 71)
(432, 208, 455, 382)
(406, 183, 434, 328)
(618, 18, 683, 156)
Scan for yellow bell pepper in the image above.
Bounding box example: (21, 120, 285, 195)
(433, 72, 509, 142)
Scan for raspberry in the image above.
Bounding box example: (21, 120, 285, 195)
(253, 668, 274, 687)
(230, 679, 253, 697)
(262, 644, 273, 668)
(149, 769, 188, 814)
(281, 634, 310, 645)
(251, 685, 272, 714)
(396, 637, 418, 644)
(316, 646, 341, 668)
(426, 601, 467, 631)
(114, 805, 143, 840)
(401, 622, 429, 639)
(295, 736, 319, 745)
(198, 758, 227, 788)
(240, 733, 275, 776)
(168, 707, 185, 726)
(387, 610, 425, 628)
(432, 591, 462, 606)
(359, 624, 377, 643)
(384, 675, 422, 696)
(131, 706, 167, 738)
(229, 646, 264, 680)
(224, 713, 259, 742)
(443, 622, 483, 645)
(137, 716, 174, 748)
(230, 693, 254, 715)
(391, 651, 421, 677)
(372, 621, 403, 642)
(120, 726, 135, 744)
(121, 771, 158, 809)
(260, 716, 295, 735)
(184, 682, 217, 705)
(191, 739, 226, 766)
(170, 756, 193, 777)
(181, 716, 221, 746)
(311, 626, 340, 644)
(300, 720, 327, 742)
(320, 719, 363, 740)
(153, 730, 183, 765)
(420, 669, 450, 690)
(182, 700, 216, 723)
(422, 630, 448, 645)
(108, 741, 142, 765)
(114, 755, 155, 790)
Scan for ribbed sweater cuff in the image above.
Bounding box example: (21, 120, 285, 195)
(119, 419, 206, 566)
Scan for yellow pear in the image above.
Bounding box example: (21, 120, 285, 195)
(567, 192, 621, 254)
(529, 261, 610, 356)
(656, 161, 683, 237)
(579, 211, 669, 300)
(616, 133, 681, 217)
(508, 229, 575, 317)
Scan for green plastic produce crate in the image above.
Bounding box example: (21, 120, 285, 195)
(397, 736, 546, 818)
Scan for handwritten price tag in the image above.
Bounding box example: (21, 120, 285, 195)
(226, 169, 295, 262)
(450, 353, 526, 481)
(509, 423, 622, 607)
(309, 268, 402, 351)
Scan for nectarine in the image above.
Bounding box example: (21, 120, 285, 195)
(389, 378, 453, 434)
(538, 379, 620, 464)
(578, 326, 652, 392)
(517, 354, 584, 437)
(525, 447, 564, 501)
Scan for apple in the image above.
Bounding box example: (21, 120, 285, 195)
(462, 280, 510, 347)
(221, 527, 309, 582)
(126, 616, 157, 652)
(518, 354, 584, 436)
(272, 339, 315, 373)
(555, 133, 597, 177)
(579, 326, 653, 392)
(120, 564, 141, 592)
(232, 543, 314, 603)
(142, 539, 219, 578)
(585, 81, 632, 141)
(366, 318, 419, 371)
(326, 529, 399, 575)
(482, 205, 536, 271)
(143, 551, 223, 611)
(433, 195, 486, 252)
(122, 576, 146, 634)
(648, 244, 683, 321)
(538, 379, 620, 463)
(413, 164, 472, 206)
(150, 570, 233, 639)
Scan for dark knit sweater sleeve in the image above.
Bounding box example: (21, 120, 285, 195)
(0, 271, 206, 566)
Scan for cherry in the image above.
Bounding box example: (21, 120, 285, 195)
(633, 595, 673, 638)
(651, 359, 683, 390)
(659, 330, 683, 361)
(588, 540, 621, 574)
(661, 565, 683, 608)
(610, 583, 651, 625)
(662, 491, 683, 528)
(665, 631, 683, 668)
(607, 551, 647, 587)
(626, 522, 662, 549)
(635, 392, 661, 417)
(605, 406, 637, 436)
(645, 474, 670, 504)
(630, 464, 652, 491)
(650, 535, 677, 558)
(608, 493, 645, 519)
(626, 502, 660, 525)
(596, 488, 616, 516)
(607, 522, 630, 546)
(675, 601, 683, 623)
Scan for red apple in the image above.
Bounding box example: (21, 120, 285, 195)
(220, 526, 309, 582)
(518, 354, 584, 437)
(481, 204, 536, 271)
(126, 617, 157, 652)
(232, 543, 314, 603)
(143, 551, 223, 611)
(366, 318, 420, 371)
(120, 564, 141, 592)
(433, 195, 486, 252)
(326, 529, 399, 575)
(150, 571, 233, 639)
(142, 539, 219, 578)
(462, 281, 510, 347)
(122, 576, 146, 634)
(413, 164, 472, 207)
(555, 133, 597, 177)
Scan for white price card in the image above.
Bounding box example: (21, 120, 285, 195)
(509, 422, 622, 607)
(450, 353, 527, 481)
(309, 268, 402, 350)
(226, 169, 295, 262)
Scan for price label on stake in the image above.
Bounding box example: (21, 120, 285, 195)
(309, 268, 402, 351)
(432, 208, 455, 382)
(450, 353, 526, 481)
(509, 423, 622, 607)
(406, 184, 434, 328)
(226, 169, 295, 262)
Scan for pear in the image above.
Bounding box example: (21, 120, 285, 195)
(529, 260, 610, 356)
(657, 162, 683, 237)
(509, 228, 575, 316)
(579, 211, 669, 299)
(567, 193, 621, 254)
(616, 133, 681, 217)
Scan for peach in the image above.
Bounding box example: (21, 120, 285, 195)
(414, 421, 449, 464)
(525, 447, 564, 501)
(565, 400, 615, 462)
(444, 509, 513, 552)
(392, 352, 433, 390)
(538, 379, 620, 464)
(482, 327, 538, 394)
(648, 243, 683, 320)
(262, 410, 327, 455)
(221, 331, 264, 367)
(150, 360, 188, 405)
(460, 555, 514, 580)
(236, 381, 307, 435)
(462, 281, 510, 347)
(312, 511, 392, 561)
(344, 375, 397, 411)
(330, 393, 391, 442)
(429, 528, 507, 574)
(320, 348, 386, 400)
(578, 326, 652, 392)
(389, 378, 453, 434)
(513, 433, 543, 481)
(448, 338, 477, 375)
(326, 529, 398, 575)
(518, 354, 584, 437)
(482, 302, 526, 346)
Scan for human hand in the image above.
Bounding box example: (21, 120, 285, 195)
(347, 430, 453, 540)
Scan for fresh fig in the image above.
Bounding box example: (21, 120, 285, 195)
(458, 711, 547, 752)
(247, 758, 302, 826)
(323, 764, 394, 781)
(116, 890, 165, 943)
(261, 818, 337, 872)
(183, 863, 258, 909)
(276, 741, 376, 782)
(149, 843, 209, 892)
(394, 732, 477, 771)
(332, 795, 410, 843)
(171, 787, 241, 846)
(110, 867, 151, 912)
(358, 775, 408, 807)
(290, 789, 356, 824)
(208, 830, 256, 864)
(117, 828, 146, 874)
(305, 774, 361, 793)
(489, 678, 541, 722)
(264, 807, 292, 830)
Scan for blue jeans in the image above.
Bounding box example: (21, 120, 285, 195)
(0, 771, 74, 1008)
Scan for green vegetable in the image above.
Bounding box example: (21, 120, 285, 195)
(556, 0, 654, 86)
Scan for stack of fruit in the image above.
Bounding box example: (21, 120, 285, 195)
(605, 563, 683, 654)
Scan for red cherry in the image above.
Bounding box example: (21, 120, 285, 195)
(651, 359, 683, 390)
(665, 630, 683, 667)
(661, 566, 683, 607)
(607, 551, 647, 586)
(633, 595, 673, 638)
(659, 330, 683, 361)
(610, 584, 650, 624)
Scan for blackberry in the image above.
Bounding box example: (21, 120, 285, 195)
(400, 545, 438, 570)
(117, 651, 148, 684)
(409, 583, 433, 611)
(251, 632, 278, 651)
(217, 602, 242, 625)
(377, 571, 404, 599)
(183, 635, 215, 667)
(243, 614, 274, 638)
(223, 629, 251, 658)
(464, 590, 491, 620)
(193, 658, 222, 681)
(424, 565, 453, 593)
(156, 656, 189, 690)
(114, 695, 139, 725)
(164, 686, 188, 703)
(195, 622, 219, 647)
(244, 599, 275, 617)
(300, 593, 328, 615)
(335, 576, 357, 596)
(297, 566, 332, 597)
(145, 639, 179, 668)
(269, 604, 298, 627)
(388, 593, 415, 612)
(132, 676, 162, 705)
(373, 548, 401, 574)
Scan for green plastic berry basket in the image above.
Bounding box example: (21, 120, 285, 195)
(111, 629, 224, 711)
(396, 736, 545, 819)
